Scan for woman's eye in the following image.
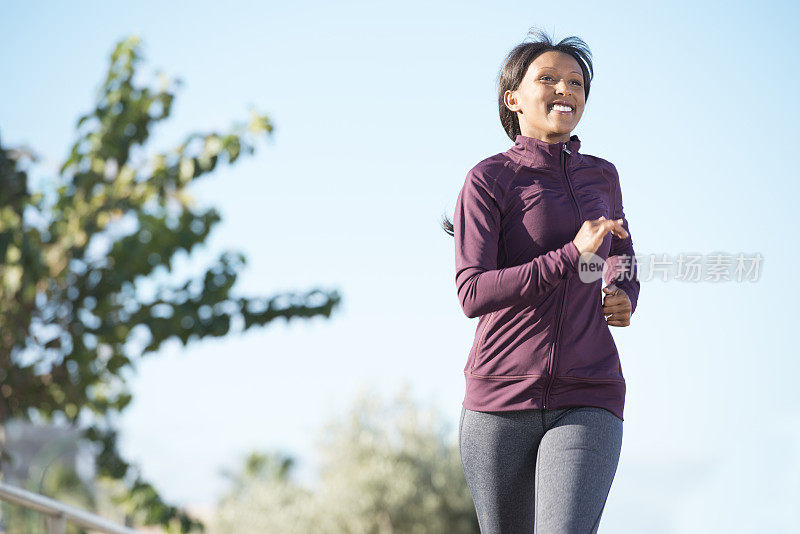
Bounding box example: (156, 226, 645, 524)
(540, 75, 581, 86)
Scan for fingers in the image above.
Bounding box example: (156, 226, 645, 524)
(602, 302, 630, 315)
(602, 295, 630, 311)
(597, 217, 628, 239)
(606, 311, 631, 325)
(602, 287, 631, 317)
(606, 315, 631, 327)
(600, 270, 632, 327)
(608, 218, 628, 239)
(602, 299, 631, 315)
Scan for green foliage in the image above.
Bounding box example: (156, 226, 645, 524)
(0, 34, 341, 532)
(219, 450, 296, 496)
(210, 384, 480, 534)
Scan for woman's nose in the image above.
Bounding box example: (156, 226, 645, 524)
(556, 79, 571, 95)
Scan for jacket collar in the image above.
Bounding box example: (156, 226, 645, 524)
(506, 133, 581, 169)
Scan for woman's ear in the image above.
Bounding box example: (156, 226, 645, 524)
(504, 90, 519, 113)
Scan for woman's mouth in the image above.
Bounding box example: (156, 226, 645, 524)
(550, 103, 574, 115)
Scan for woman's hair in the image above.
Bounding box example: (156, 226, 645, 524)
(441, 28, 594, 237)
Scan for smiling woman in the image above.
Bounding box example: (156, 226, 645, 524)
(440, 27, 640, 533)
(497, 31, 592, 143)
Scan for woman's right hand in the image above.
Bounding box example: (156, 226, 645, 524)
(572, 216, 629, 255)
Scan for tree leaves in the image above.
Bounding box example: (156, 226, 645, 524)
(0, 34, 341, 533)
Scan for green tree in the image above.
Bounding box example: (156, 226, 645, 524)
(213, 450, 317, 533)
(0, 34, 341, 533)
(219, 450, 296, 496)
(210, 383, 480, 534)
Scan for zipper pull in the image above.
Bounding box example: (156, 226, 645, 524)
(563, 143, 571, 155)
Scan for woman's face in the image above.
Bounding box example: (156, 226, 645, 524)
(504, 50, 586, 143)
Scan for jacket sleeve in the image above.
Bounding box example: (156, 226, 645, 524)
(454, 167, 581, 319)
(608, 163, 640, 315)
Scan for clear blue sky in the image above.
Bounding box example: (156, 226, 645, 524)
(2, 1, 798, 530)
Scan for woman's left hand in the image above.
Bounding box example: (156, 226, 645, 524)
(602, 284, 631, 327)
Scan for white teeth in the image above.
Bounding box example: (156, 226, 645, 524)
(552, 104, 573, 112)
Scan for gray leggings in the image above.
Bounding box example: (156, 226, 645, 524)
(459, 405, 623, 533)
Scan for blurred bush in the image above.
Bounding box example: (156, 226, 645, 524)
(210, 383, 478, 534)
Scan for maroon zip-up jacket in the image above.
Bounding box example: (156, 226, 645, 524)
(453, 134, 640, 421)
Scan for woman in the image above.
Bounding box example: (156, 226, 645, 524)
(441, 29, 640, 533)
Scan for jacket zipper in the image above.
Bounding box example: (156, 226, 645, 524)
(543, 142, 582, 410)
(544, 279, 567, 409)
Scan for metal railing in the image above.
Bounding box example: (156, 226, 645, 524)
(0, 481, 139, 534)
